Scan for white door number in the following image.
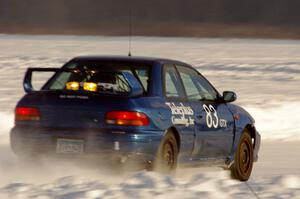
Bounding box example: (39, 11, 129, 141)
(203, 104, 219, 128)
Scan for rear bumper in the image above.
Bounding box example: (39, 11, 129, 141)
(10, 126, 164, 163)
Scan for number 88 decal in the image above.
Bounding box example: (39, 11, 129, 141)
(203, 104, 219, 128)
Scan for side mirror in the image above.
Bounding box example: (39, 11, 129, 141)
(222, 91, 237, 103)
(122, 72, 144, 97)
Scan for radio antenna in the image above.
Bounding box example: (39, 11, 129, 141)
(128, 0, 132, 57)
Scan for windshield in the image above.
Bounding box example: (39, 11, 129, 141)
(43, 61, 151, 95)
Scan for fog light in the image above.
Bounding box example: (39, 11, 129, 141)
(83, 82, 97, 92)
(66, 82, 79, 91)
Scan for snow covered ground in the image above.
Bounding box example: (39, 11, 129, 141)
(0, 170, 299, 199)
(0, 34, 300, 198)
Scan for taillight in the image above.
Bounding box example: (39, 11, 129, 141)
(105, 111, 150, 126)
(15, 107, 40, 121)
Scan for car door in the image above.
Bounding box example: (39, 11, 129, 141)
(163, 64, 196, 157)
(176, 65, 235, 159)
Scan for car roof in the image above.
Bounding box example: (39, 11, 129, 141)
(71, 55, 191, 67)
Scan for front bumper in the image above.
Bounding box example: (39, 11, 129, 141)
(10, 126, 164, 162)
(253, 130, 261, 162)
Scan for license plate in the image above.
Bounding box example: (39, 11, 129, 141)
(56, 139, 84, 154)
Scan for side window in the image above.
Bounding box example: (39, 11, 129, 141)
(177, 65, 218, 101)
(164, 65, 185, 98)
(179, 72, 202, 100)
(195, 74, 218, 101)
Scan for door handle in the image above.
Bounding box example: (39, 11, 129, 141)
(194, 114, 203, 124)
(196, 114, 203, 119)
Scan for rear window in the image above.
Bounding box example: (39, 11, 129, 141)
(43, 61, 151, 95)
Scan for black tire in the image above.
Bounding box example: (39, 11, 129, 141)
(154, 131, 179, 173)
(231, 131, 254, 181)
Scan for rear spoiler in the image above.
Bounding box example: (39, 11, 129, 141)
(23, 68, 60, 93)
(23, 67, 144, 97)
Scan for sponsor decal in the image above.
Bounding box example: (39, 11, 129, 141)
(166, 102, 195, 127)
(59, 95, 89, 99)
(203, 104, 227, 128)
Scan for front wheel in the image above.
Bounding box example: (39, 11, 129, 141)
(154, 132, 178, 173)
(231, 132, 254, 181)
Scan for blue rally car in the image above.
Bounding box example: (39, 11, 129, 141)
(11, 56, 260, 181)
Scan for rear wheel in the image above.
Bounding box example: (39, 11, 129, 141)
(231, 131, 254, 181)
(154, 131, 178, 172)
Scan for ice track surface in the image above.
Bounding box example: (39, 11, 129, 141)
(0, 35, 300, 198)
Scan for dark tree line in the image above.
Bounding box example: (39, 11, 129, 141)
(0, 0, 300, 37)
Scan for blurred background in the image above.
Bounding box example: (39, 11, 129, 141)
(1, 0, 300, 39)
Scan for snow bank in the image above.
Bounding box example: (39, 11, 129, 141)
(0, 171, 299, 199)
(0, 112, 13, 145)
(246, 103, 300, 140)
